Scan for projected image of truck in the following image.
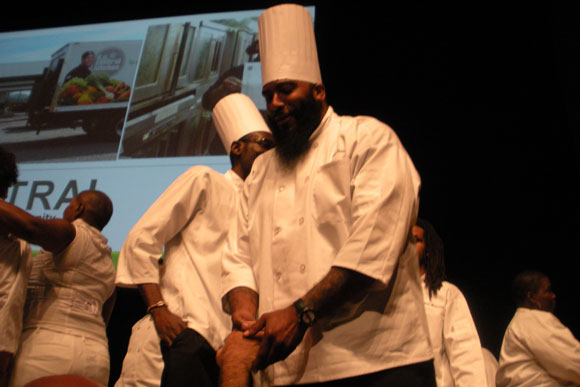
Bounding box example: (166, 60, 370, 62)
(0, 25, 144, 163)
(34, 41, 140, 139)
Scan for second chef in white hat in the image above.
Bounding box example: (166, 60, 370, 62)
(115, 93, 272, 387)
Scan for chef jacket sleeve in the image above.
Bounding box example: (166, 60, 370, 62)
(115, 167, 211, 288)
(331, 117, 421, 286)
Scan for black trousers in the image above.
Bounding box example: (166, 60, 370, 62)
(283, 360, 436, 387)
(160, 328, 219, 387)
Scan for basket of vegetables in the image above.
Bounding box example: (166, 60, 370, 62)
(57, 73, 131, 106)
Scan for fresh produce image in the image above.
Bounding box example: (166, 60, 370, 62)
(57, 73, 131, 106)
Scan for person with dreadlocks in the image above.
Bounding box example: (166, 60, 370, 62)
(413, 218, 488, 387)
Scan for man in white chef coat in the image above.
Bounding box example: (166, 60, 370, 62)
(115, 93, 274, 387)
(220, 4, 435, 386)
(496, 270, 580, 387)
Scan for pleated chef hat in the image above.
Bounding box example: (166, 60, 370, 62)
(212, 93, 271, 155)
(258, 4, 322, 86)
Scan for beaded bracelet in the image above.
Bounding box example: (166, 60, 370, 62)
(146, 300, 167, 314)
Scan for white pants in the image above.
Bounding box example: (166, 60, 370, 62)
(115, 315, 164, 387)
(9, 328, 109, 387)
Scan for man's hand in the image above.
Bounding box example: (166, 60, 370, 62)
(138, 283, 187, 346)
(244, 305, 307, 371)
(150, 306, 187, 346)
(232, 310, 256, 332)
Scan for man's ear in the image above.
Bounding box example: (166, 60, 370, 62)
(230, 141, 243, 157)
(527, 291, 539, 308)
(73, 199, 85, 220)
(312, 83, 326, 103)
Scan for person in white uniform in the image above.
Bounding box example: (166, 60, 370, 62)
(115, 93, 274, 387)
(2, 190, 115, 387)
(0, 148, 31, 387)
(412, 218, 488, 387)
(496, 270, 580, 387)
(220, 4, 435, 386)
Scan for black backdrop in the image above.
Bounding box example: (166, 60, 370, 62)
(3, 2, 579, 384)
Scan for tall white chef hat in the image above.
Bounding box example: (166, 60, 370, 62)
(212, 93, 271, 155)
(258, 4, 322, 86)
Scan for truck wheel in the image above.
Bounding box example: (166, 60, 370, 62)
(83, 115, 124, 141)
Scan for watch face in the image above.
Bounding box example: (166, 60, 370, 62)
(294, 299, 316, 326)
(302, 310, 316, 325)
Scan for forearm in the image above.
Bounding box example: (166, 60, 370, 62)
(139, 282, 187, 345)
(0, 200, 41, 241)
(218, 331, 260, 387)
(138, 283, 165, 308)
(302, 266, 374, 317)
(227, 287, 259, 330)
(220, 364, 253, 387)
(0, 200, 74, 253)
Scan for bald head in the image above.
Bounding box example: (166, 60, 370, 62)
(64, 190, 113, 230)
(80, 190, 113, 230)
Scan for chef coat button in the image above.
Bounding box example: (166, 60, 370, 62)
(274, 227, 281, 235)
(300, 264, 306, 273)
(298, 217, 304, 225)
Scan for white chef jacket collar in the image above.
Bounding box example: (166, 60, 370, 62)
(225, 169, 244, 192)
(308, 105, 334, 144)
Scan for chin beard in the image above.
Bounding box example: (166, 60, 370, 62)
(269, 94, 323, 167)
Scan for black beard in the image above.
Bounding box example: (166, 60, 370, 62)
(268, 92, 322, 167)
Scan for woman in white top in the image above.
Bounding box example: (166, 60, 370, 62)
(413, 219, 488, 387)
(1, 191, 115, 387)
(496, 271, 580, 386)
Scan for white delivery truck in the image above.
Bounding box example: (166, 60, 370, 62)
(26, 40, 142, 140)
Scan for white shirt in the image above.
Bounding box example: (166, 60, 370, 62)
(114, 315, 164, 387)
(222, 107, 433, 385)
(422, 280, 488, 387)
(482, 347, 499, 387)
(116, 167, 241, 350)
(496, 308, 580, 387)
(23, 218, 115, 342)
(0, 234, 31, 354)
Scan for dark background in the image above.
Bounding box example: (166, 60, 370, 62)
(3, 1, 579, 384)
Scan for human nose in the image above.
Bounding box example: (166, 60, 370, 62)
(269, 92, 285, 110)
